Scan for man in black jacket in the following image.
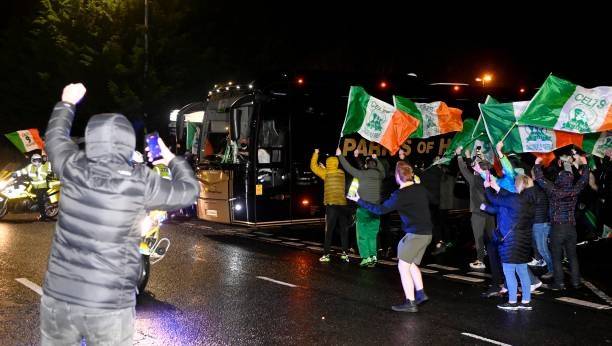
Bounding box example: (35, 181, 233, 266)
(40, 83, 199, 345)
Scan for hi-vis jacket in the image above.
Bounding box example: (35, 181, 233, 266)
(18, 162, 51, 189)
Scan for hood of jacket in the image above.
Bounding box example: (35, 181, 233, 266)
(85, 113, 135, 163)
(325, 156, 339, 170)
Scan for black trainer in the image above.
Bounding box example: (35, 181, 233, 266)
(392, 300, 418, 312)
(518, 302, 532, 310)
(497, 302, 519, 311)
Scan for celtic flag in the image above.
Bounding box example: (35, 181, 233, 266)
(393, 96, 463, 138)
(480, 101, 582, 153)
(518, 75, 612, 134)
(583, 131, 612, 158)
(4, 129, 45, 153)
(341, 86, 419, 155)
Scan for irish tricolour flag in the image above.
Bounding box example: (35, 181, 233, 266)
(519, 75, 612, 134)
(393, 96, 463, 138)
(583, 131, 612, 158)
(480, 101, 583, 153)
(4, 129, 45, 153)
(341, 86, 419, 155)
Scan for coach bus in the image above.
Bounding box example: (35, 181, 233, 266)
(174, 74, 486, 226)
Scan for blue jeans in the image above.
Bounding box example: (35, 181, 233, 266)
(533, 223, 553, 273)
(502, 263, 531, 303)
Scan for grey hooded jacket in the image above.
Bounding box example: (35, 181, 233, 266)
(43, 102, 199, 309)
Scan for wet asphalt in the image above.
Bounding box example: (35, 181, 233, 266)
(1, 213, 611, 345)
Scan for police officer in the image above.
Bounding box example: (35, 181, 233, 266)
(16, 153, 52, 220)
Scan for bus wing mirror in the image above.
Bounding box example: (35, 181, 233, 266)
(231, 108, 241, 141)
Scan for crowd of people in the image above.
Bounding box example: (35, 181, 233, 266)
(310, 142, 612, 313)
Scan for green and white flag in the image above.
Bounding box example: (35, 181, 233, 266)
(481, 101, 584, 153)
(519, 75, 612, 134)
(583, 131, 612, 158)
(471, 95, 499, 139)
(341, 86, 419, 154)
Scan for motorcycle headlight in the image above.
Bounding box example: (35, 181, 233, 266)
(140, 217, 153, 237)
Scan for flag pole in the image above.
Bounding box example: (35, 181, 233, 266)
(500, 122, 518, 143)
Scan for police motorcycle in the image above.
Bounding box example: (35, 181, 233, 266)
(0, 157, 60, 220)
(131, 151, 171, 294)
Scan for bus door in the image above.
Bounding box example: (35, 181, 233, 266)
(253, 98, 291, 223)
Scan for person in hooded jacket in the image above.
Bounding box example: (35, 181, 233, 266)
(534, 153, 589, 290)
(480, 174, 535, 311)
(311, 148, 349, 263)
(40, 83, 199, 345)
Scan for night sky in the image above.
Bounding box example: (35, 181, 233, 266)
(0, 1, 609, 134)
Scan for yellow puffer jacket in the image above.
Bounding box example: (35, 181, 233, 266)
(310, 151, 347, 206)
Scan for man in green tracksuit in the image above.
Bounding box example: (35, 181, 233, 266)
(336, 148, 385, 267)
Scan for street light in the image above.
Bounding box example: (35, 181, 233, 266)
(475, 74, 493, 87)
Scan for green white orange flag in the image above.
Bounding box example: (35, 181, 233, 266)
(393, 96, 463, 138)
(341, 86, 419, 154)
(4, 129, 45, 153)
(582, 131, 612, 158)
(480, 101, 582, 153)
(472, 95, 499, 139)
(437, 118, 479, 165)
(519, 75, 612, 133)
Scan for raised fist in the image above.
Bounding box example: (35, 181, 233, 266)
(61, 83, 86, 105)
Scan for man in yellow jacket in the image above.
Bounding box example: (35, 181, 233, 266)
(311, 149, 350, 263)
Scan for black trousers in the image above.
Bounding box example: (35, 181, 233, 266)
(324, 205, 349, 254)
(483, 227, 504, 286)
(34, 188, 47, 217)
(550, 224, 580, 287)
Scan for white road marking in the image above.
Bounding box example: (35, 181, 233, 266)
(377, 260, 397, 266)
(582, 279, 612, 306)
(256, 276, 298, 288)
(302, 241, 323, 246)
(426, 264, 459, 271)
(281, 241, 306, 247)
(461, 332, 511, 346)
(259, 237, 282, 242)
(420, 268, 439, 274)
(253, 231, 273, 236)
(444, 274, 484, 283)
(467, 271, 492, 278)
(555, 297, 612, 310)
(306, 246, 324, 252)
(15, 278, 42, 296)
(278, 236, 300, 241)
